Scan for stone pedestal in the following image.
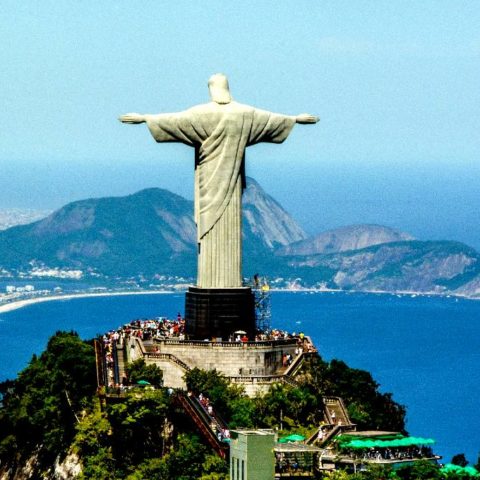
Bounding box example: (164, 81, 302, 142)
(185, 287, 256, 340)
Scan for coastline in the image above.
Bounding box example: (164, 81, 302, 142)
(0, 290, 175, 314)
(1, 287, 477, 315)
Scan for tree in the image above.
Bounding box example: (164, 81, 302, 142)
(0, 331, 96, 466)
(474, 453, 480, 472)
(74, 404, 116, 479)
(363, 463, 393, 480)
(321, 469, 352, 480)
(396, 459, 441, 480)
(451, 453, 469, 467)
(255, 382, 318, 430)
(162, 433, 211, 480)
(297, 355, 406, 432)
(107, 389, 170, 470)
(198, 454, 228, 480)
(126, 358, 163, 386)
(184, 368, 245, 423)
(228, 396, 257, 428)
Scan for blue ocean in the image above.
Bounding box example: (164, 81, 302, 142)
(0, 291, 478, 464)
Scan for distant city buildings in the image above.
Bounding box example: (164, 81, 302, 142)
(5, 285, 35, 293)
(0, 208, 52, 231)
(30, 267, 83, 279)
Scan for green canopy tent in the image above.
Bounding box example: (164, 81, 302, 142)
(340, 436, 435, 449)
(278, 434, 306, 443)
(346, 440, 378, 449)
(336, 433, 403, 445)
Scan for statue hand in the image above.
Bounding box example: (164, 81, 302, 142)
(296, 114, 319, 124)
(119, 113, 146, 124)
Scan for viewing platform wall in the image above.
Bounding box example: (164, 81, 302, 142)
(127, 337, 300, 395)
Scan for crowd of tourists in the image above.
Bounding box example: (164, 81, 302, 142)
(102, 332, 117, 388)
(192, 392, 230, 443)
(100, 314, 185, 388)
(275, 453, 313, 475)
(342, 446, 435, 461)
(249, 330, 315, 353)
(100, 314, 315, 348)
(100, 314, 186, 348)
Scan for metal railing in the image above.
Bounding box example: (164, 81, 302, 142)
(154, 338, 298, 348)
(144, 352, 191, 372)
(174, 392, 228, 459)
(324, 396, 352, 425)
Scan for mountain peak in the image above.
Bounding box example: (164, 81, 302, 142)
(243, 178, 308, 249)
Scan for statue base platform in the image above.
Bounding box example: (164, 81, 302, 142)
(185, 286, 256, 340)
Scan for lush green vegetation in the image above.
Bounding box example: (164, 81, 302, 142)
(1, 331, 475, 479)
(125, 358, 164, 387)
(0, 332, 229, 479)
(73, 390, 228, 480)
(0, 331, 96, 469)
(297, 356, 406, 432)
(184, 354, 406, 434)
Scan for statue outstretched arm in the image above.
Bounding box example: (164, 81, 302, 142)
(119, 113, 148, 124)
(119, 110, 201, 145)
(295, 113, 319, 124)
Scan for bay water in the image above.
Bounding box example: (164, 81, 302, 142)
(0, 291, 478, 464)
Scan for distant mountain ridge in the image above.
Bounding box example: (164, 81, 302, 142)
(0, 188, 196, 277)
(277, 224, 414, 256)
(0, 179, 306, 279)
(0, 180, 479, 298)
(281, 240, 480, 296)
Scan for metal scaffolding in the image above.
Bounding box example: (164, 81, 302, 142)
(252, 274, 272, 333)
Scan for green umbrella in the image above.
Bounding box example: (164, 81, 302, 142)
(137, 379, 151, 385)
(278, 434, 305, 443)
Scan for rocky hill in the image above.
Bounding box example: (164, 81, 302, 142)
(243, 178, 308, 249)
(282, 240, 480, 295)
(0, 188, 196, 278)
(0, 179, 306, 279)
(276, 224, 414, 256)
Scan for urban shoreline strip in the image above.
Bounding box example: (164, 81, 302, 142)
(0, 290, 174, 314)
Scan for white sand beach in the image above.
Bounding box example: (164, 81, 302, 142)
(0, 290, 176, 314)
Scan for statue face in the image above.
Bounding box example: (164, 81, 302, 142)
(208, 74, 232, 104)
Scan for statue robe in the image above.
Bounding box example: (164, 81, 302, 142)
(146, 101, 296, 288)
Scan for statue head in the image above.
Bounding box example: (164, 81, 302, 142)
(208, 74, 232, 104)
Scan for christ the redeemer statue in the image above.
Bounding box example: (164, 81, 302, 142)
(120, 74, 318, 289)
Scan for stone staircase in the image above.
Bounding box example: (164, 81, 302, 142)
(324, 396, 351, 426)
(307, 396, 355, 446)
(115, 342, 128, 382)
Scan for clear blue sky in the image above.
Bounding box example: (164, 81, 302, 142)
(1, 1, 479, 247)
